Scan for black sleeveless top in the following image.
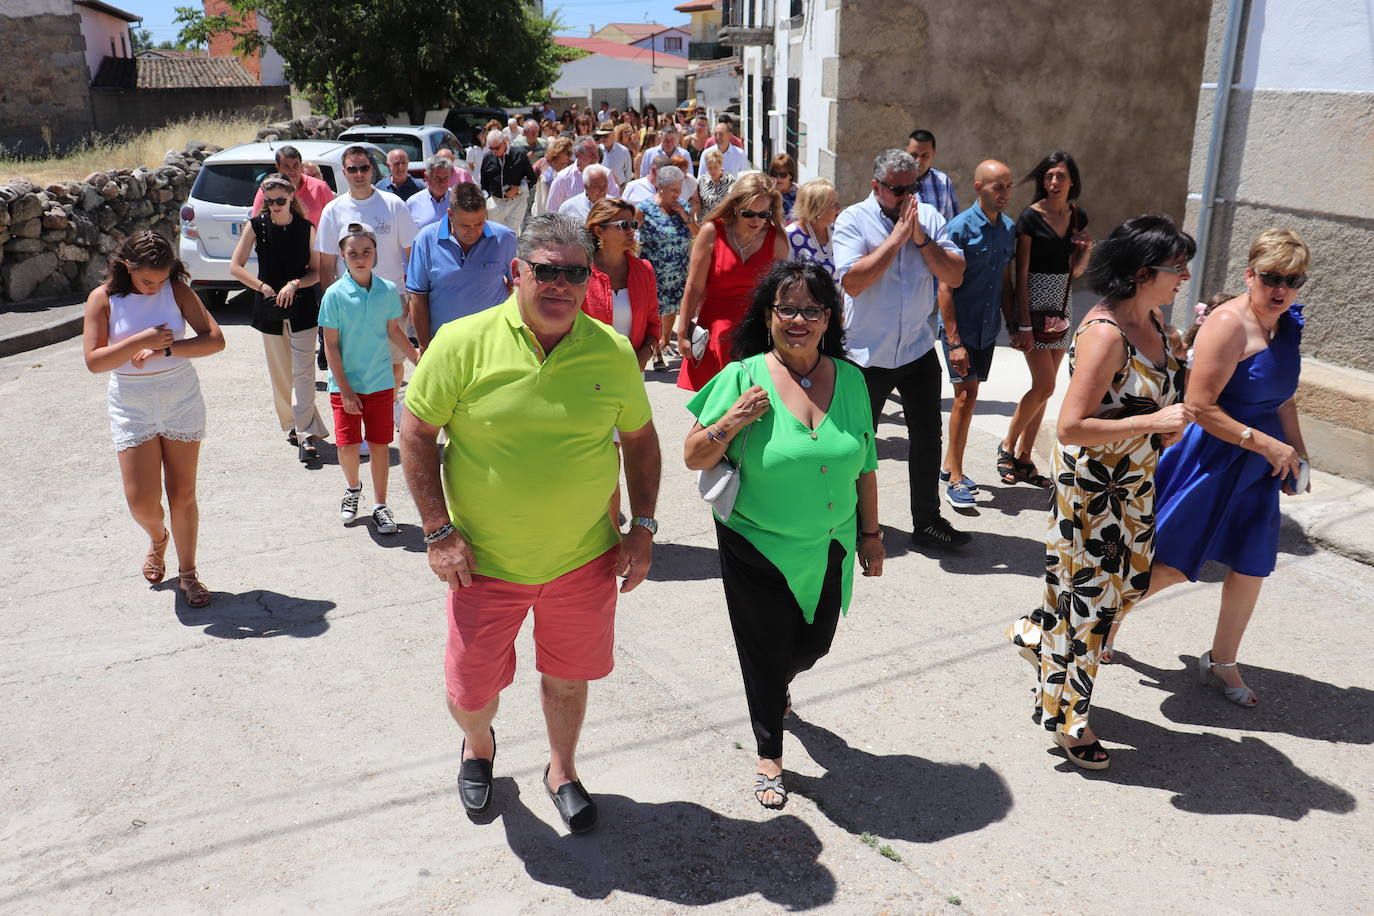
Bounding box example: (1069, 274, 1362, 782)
(250, 212, 318, 334)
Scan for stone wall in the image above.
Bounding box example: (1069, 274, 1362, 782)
(0, 115, 352, 304)
(92, 86, 292, 136)
(0, 11, 96, 155)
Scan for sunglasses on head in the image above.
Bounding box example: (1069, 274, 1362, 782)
(738, 207, 770, 220)
(524, 260, 590, 284)
(878, 179, 919, 197)
(1257, 271, 1307, 290)
(604, 219, 640, 232)
(264, 197, 291, 207)
(344, 164, 371, 174)
(773, 304, 827, 322)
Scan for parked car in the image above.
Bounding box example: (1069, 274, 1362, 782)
(336, 124, 463, 179)
(178, 140, 387, 307)
(443, 107, 510, 148)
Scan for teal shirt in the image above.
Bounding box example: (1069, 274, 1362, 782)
(687, 353, 878, 621)
(317, 273, 403, 395)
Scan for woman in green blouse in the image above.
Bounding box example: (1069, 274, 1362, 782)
(685, 261, 885, 810)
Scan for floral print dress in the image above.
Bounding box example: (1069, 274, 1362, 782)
(1007, 316, 1183, 738)
(637, 198, 693, 316)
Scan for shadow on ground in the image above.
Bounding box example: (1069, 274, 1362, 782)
(784, 717, 1012, 843)
(500, 780, 836, 909)
(169, 586, 336, 638)
(1117, 654, 1374, 745)
(1086, 708, 1357, 820)
(646, 541, 720, 581)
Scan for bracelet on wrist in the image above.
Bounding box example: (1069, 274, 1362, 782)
(859, 529, 882, 540)
(423, 522, 456, 544)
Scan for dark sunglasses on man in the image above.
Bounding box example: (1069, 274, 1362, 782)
(344, 164, 371, 175)
(523, 260, 591, 284)
(1257, 271, 1307, 290)
(878, 179, 919, 197)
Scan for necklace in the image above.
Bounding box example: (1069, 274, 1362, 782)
(774, 349, 823, 389)
(728, 223, 762, 259)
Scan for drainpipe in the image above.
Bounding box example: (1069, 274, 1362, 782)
(1189, 0, 1247, 306)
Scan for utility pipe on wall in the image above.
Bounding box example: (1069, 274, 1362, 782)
(1189, 0, 1248, 306)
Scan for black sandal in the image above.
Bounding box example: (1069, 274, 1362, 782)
(996, 445, 1020, 485)
(1015, 457, 1053, 489)
(287, 429, 299, 447)
(753, 773, 788, 809)
(1055, 733, 1110, 770)
(298, 438, 318, 463)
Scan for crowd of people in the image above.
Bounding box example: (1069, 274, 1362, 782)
(82, 109, 1314, 823)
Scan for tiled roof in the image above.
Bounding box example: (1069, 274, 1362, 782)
(91, 55, 257, 89)
(555, 38, 691, 67)
(134, 49, 211, 60)
(74, 0, 141, 23)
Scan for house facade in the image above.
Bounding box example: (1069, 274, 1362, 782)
(554, 38, 689, 113)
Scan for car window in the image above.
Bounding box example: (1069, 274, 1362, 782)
(190, 163, 275, 205)
(369, 150, 388, 184)
(316, 165, 338, 192)
(342, 133, 424, 161)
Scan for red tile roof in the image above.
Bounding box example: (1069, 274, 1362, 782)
(91, 55, 257, 89)
(555, 38, 691, 67)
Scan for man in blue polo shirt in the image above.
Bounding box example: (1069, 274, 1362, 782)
(406, 181, 517, 351)
(936, 160, 1019, 509)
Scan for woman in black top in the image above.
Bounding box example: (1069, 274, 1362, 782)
(998, 151, 1094, 488)
(229, 173, 328, 463)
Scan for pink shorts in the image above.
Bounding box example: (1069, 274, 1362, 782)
(330, 389, 394, 446)
(445, 548, 619, 711)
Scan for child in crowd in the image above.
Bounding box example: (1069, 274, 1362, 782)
(317, 222, 419, 535)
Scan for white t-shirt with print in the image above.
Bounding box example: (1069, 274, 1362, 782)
(315, 189, 419, 288)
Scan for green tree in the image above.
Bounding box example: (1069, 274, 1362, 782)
(177, 0, 562, 123)
(130, 24, 204, 52)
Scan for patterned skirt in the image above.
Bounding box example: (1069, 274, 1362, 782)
(1028, 271, 1072, 351)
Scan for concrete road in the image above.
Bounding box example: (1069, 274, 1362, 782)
(4, 304, 1372, 914)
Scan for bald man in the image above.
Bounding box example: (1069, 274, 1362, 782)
(936, 159, 1019, 508)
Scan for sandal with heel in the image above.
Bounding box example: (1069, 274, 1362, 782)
(1197, 651, 1258, 707)
(142, 530, 170, 584)
(178, 568, 211, 608)
(1054, 731, 1110, 770)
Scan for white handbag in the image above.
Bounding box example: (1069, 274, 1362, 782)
(696, 364, 756, 521)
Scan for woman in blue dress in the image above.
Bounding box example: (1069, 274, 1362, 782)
(636, 165, 697, 369)
(1105, 229, 1311, 706)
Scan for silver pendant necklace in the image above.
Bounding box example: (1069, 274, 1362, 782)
(775, 350, 822, 388)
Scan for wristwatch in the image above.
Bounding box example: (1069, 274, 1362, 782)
(913, 235, 930, 248)
(629, 516, 659, 536)
(163, 346, 172, 357)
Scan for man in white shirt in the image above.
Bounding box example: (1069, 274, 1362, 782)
(557, 165, 611, 223)
(406, 155, 455, 230)
(546, 138, 621, 213)
(696, 121, 750, 178)
(596, 101, 612, 124)
(833, 148, 969, 551)
(638, 123, 684, 178)
(315, 145, 420, 388)
(597, 127, 633, 187)
(622, 155, 695, 209)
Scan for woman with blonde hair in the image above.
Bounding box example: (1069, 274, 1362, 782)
(786, 178, 841, 276)
(675, 171, 790, 391)
(82, 231, 226, 608)
(1101, 229, 1312, 706)
(230, 173, 329, 462)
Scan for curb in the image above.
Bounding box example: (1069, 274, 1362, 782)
(0, 301, 86, 360)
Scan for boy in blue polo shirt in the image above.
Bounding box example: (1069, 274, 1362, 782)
(936, 160, 1018, 508)
(318, 222, 420, 534)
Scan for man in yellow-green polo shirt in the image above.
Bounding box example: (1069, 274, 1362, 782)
(400, 213, 661, 833)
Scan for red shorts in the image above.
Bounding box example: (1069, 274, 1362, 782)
(330, 388, 394, 446)
(444, 548, 618, 711)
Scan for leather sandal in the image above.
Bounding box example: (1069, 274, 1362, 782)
(1055, 732, 1110, 770)
(1015, 457, 1053, 489)
(177, 568, 211, 608)
(544, 764, 597, 833)
(458, 727, 496, 813)
(996, 444, 1019, 485)
(142, 529, 170, 584)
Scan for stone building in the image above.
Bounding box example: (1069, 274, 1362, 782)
(1186, 0, 1374, 480)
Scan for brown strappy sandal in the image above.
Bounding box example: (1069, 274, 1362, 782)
(178, 568, 211, 608)
(142, 529, 170, 584)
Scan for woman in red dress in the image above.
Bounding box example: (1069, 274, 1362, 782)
(676, 171, 789, 391)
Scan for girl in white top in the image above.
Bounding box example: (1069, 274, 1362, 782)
(82, 231, 225, 608)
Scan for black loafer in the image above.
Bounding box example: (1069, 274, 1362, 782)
(544, 764, 597, 833)
(457, 727, 496, 813)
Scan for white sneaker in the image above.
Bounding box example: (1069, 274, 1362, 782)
(372, 504, 398, 535)
(340, 487, 361, 522)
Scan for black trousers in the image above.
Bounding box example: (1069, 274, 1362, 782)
(862, 348, 942, 526)
(715, 519, 844, 760)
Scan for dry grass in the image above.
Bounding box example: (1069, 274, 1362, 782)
(0, 114, 268, 186)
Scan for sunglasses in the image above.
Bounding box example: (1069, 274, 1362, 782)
(524, 260, 590, 284)
(264, 197, 291, 207)
(604, 219, 640, 232)
(738, 207, 771, 220)
(878, 179, 919, 197)
(768, 172, 792, 180)
(1257, 271, 1307, 290)
(1150, 264, 1185, 275)
(774, 304, 828, 322)
(344, 164, 371, 174)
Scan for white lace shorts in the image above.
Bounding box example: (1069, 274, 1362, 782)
(108, 362, 207, 451)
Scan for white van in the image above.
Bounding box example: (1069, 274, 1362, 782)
(178, 140, 387, 307)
